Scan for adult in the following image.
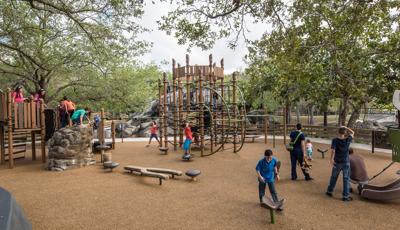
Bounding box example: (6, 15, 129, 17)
(12, 86, 25, 103)
(289, 123, 313, 181)
(70, 108, 91, 126)
(349, 148, 369, 185)
(58, 100, 68, 128)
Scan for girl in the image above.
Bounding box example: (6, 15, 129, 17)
(182, 122, 192, 159)
(147, 121, 160, 147)
(12, 86, 25, 103)
(306, 139, 313, 161)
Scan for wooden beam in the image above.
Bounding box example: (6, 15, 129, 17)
(40, 100, 46, 163)
(7, 89, 14, 168)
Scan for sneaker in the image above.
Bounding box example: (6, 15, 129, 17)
(291, 178, 297, 181)
(305, 177, 314, 181)
(325, 192, 333, 197)
(342, 197, 353, 202)
(145, 144, 150, 147)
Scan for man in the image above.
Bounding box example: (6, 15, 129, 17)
(289, 123, 313, 181)
(326, 126, 355, 201)
(71, 107, 91, 126)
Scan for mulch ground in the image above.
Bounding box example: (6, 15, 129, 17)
(1, 140, 399, 230)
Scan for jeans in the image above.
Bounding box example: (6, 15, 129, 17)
(258, 178, 278, 203)
(327, 162, 350, 198)
(290, 151, 311, 180)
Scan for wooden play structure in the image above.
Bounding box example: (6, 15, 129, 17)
(158, 54, 247, 156)
(0, 89, 46, 169)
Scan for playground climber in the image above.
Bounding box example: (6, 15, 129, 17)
(71, 107, 91, 126)
(182, 122, 193, 158)
(146, 121, 160, 147)
(256, 149, 282, 210)
(326, 126, 355, 201)
(289, 123, 313, 181)
(12, 86, 25, 103)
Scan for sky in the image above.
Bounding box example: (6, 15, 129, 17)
(137, 1, 267, 74)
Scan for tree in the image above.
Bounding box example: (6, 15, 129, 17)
(0, 0, 147, 103)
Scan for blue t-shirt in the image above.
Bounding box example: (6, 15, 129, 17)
(290, 130, 305, 151)
(256, 157, 278, 183)
(331, 136, 353, 163)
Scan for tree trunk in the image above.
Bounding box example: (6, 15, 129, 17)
(338, 97, 349, 126)
(347, 104, 362, 128)
(310, 105, 315, 125)
(323, 111, 328, 126)
(296, 105, 300, 123)
(285, 103, 290, 124)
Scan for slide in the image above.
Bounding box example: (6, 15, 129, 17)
(360, 178, 400, 201)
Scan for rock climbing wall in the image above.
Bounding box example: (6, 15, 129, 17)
(46, 126, 94, 171)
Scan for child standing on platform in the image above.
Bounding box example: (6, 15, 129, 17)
(182, 122, 193, 159)
(256, 149, 282, 210)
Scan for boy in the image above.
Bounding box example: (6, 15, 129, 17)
(256, 149, 282, 210)
(71, 108, 91, 126)
(326, 126, 355, 201)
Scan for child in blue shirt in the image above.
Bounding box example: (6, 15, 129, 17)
(256, 149, 281, 208)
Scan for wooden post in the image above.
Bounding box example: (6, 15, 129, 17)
(163, 73, 168, 150)
(158, 79, 163, 147)
(40, 100, 46, 163)
(111, 121, 116, 149)
(172, 59, 178, 150)
(7, 89, 14, 168)
(0, 122, 5, 165)
(178, 65, 184, 147)
(31, 131, 36, 160)
(209, 54, 214, 153)
(220, 59, 225, 149)
(100, 109, 105, 145)
(264, 107, 268, 144)
(232, 72, 237, 152)
(186, 55, 190, 111)
(199, 71, 204, 157)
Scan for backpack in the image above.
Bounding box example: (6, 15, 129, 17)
(286, 131, 302, 152)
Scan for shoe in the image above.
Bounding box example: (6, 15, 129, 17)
(145, 144, 150, 147)
(325, 192, 333, 197)
(291, 178, 297, 181)
(342, 197, 353, 202)
(277, 207, 283, 212)
(305, 177, 314, 181)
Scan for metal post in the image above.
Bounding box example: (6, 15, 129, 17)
(220, 59, 225, 149)
(371, 130, 375, 153)
(111, 121, 115, 149)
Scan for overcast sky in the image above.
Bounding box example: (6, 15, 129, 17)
(137, 1, 267, 74)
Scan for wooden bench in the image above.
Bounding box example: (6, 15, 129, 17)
(124, 165, 182, 185)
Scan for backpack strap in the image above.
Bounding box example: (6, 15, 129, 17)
(292, 131, 302, 144)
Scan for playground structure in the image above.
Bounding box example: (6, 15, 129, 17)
(158, 54, 247, 156)
(0, 89, 46, 169)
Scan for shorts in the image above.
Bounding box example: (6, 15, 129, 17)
(183, 139, 192, 151)
(306, 149, 313, 157)
(150, 133, 158, 140)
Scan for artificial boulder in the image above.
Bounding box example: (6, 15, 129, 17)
(46, 126, 94, 171)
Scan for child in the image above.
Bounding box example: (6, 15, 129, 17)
(306, 139, 313, 161)
(12, 86, 25, 103)
(256, 149, 282, 210)
(71, 108, 91, 126)
(146, 121, 160, 147)
(182, 122, 192, 159)
(326, 126, 355, 201)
